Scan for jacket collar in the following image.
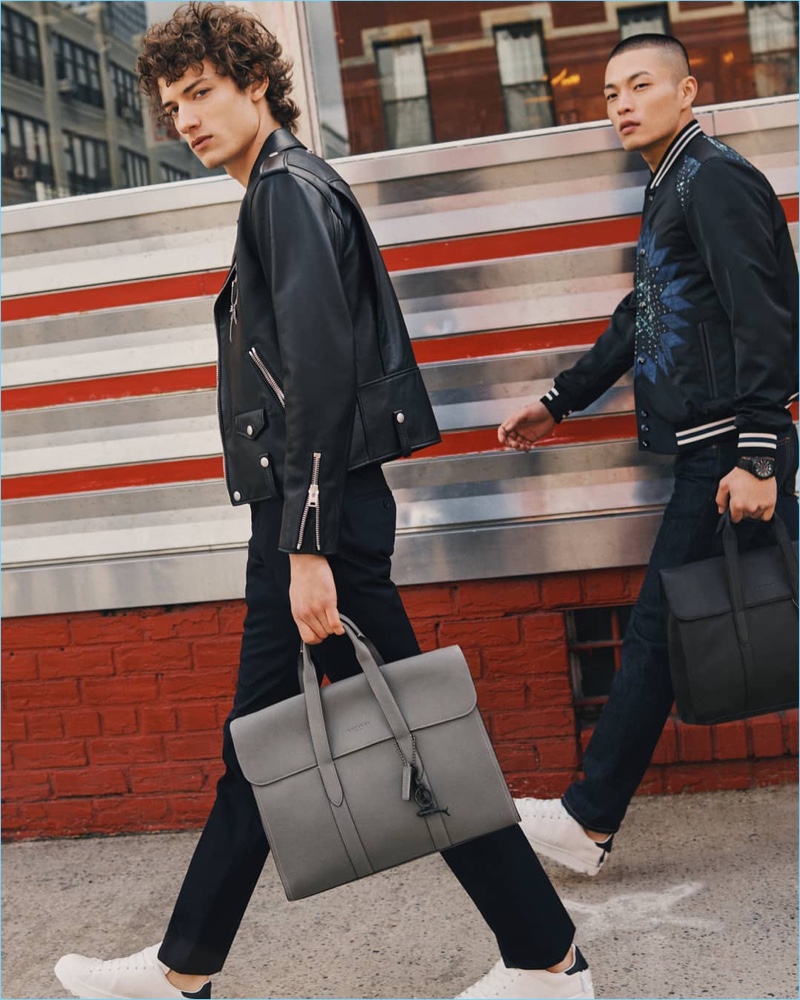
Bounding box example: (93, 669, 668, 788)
(247, 127, 306, 187)
(649, 119, 703, 190)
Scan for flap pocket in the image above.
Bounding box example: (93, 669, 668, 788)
(235, 408, 267, 440)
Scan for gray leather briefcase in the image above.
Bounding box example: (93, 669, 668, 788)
(230, 617, 519, 901)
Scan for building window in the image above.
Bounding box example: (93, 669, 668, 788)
(110, 62, 142, 123)
(161, 163, 191, 183)
(54, 35, 104, 108)
(63, 131, 110, 195)
(618, 4, 670, 39)
(121, 148, 151, 188)
(567, 605, 633, 723)
(1, 6, 44, 86)
(494, 22, 554, 132)
(746, 1, 798, 97)
(2, 110, 53, 187)
(374, 40, 434, 149)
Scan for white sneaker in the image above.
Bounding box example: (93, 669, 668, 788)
(456, 947, 594, 999)
(517, 798, 611, 877)
(54, 942, 210, 999)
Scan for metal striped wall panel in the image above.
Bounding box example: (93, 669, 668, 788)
(2, 96, 797, 616)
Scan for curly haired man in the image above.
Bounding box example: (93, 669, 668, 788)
(55, 5, 594, 999)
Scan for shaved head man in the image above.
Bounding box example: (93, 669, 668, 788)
(502, 34, 798, 917)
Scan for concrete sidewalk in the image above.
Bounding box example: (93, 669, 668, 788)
(2, 786, 797, 1000)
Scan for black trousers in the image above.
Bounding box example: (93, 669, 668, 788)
(159, 467, 574, 976)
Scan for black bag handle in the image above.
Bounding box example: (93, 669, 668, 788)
(717, 511, 798, 650)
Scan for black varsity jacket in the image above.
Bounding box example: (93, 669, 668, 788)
(541, 120, 798, 457)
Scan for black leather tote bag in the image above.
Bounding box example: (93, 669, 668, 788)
(659, 512, 798, 725)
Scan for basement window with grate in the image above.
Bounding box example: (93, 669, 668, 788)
(567, 605, 633, 723)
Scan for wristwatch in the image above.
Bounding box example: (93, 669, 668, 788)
(736, 456, 776, 480)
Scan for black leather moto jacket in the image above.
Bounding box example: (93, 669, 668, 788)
(213, 128, 440, 554)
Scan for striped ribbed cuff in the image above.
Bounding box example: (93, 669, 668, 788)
(540, 386, 571, 423)
(738, 431, 778, 456)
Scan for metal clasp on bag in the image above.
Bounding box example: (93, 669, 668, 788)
(411, 769, 450, 818)
(393, 736, 449, 817)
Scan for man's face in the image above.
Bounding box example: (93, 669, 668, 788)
(158, 59, 265, 173)
(604, 47, 691, 156)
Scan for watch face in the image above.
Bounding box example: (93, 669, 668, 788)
(747, 456, 776, 479)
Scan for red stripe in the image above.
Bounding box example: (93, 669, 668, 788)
(2, 216, 638, 322)
(2, 321, 604, 411)
(1, 414, 639, 499)
(2, 271, 229, 323)
(380, 216, 641, 271)
(413, 320, 606, 365)
(2, 366, 218, 411)
(422, 415, 638, 459)
(4, 197, 798, 323)
(2, 457, 225, 500)
(8, 404, 799, 499)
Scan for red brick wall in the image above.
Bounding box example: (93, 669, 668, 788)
(3, 567, 796, 840)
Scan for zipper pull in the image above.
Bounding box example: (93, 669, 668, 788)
(229, 273, 238, 343)
(307, 484, 319, 508)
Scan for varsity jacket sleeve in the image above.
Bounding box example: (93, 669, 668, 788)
(540, 290, 637, 421)
(250, 171, 356, 555)
(684, 158, 795, 456)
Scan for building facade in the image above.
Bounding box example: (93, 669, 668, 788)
(1, 0, 209, 206)
(333, 1, 799, 154)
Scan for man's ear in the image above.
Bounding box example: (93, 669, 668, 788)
(250, 76, 269, 103)
(680, 74, 698, 110)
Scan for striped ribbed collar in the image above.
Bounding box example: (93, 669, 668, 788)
(649, 119, 703, 190)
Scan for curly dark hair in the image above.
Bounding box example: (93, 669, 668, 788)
(136, 1, 299, 130)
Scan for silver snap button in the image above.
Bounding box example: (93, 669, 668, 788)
(246, 425, 254, 436)
(260, 457, 269, 468)
(233, 490, 241, 501)
(396, 412, 405, 424)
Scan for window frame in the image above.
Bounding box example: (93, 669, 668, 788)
(54, 34, 105, 109)
(120, 147, 151, 189)
(1, 5, 44, 86)
(493, 20, 555, 134)
(373, 38, 435, 150)
(63, 129, 111, 195)
(2, 109, 54, 186)
(110, 61, 142, 123)
(566, 605, 633, 723)
(617, 3, 671, 39)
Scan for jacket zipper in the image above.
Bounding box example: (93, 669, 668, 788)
(297, 452, 322, 551)
(248, 346, 286, 409)
(698, 324, 718, 397)
(229, 269, 239, 343)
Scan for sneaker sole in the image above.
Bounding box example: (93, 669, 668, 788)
(523, 831, 604, 877)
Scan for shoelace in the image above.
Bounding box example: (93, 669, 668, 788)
(90, 952, 150, 973)
(461, 966, 526, 998)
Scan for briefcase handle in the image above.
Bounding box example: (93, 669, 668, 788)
(717, 511, 798, 650)
(299, 616, 416, 808)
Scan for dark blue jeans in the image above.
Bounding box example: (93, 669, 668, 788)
(563, 430, 799, 835)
